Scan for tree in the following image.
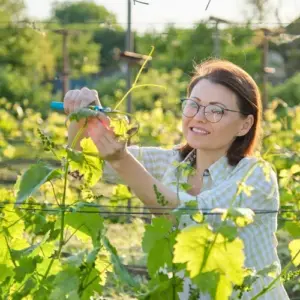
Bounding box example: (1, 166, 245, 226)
(0, 1, 55, 109)
(50, 1, 123, 75)
(52, 1, 117, 25)
(0, 25, 55, 109)
(0, 0, 25, 22)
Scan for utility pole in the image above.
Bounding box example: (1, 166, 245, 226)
(126, 0, 133, 114)
(262, 29, 269, 110)
(53, 29, 80, 100)
(62, 30, 69, 98)
(126, 0, 133, 222)
(209, 16, 231, 58)
(53, 29, 70, 100)
(214, 21, 220, 57)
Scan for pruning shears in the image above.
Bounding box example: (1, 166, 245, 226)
(50, 101, 113, 113)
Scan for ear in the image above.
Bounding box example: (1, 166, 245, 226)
(237, 115, 254, 137)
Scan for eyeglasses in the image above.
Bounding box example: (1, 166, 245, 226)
(180, 98, 248, 123)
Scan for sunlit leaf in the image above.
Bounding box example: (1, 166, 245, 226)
(16, 162, 62, 204)
(173, 224, 246, 298)
(67, 137, 103, 186)
(289, 239, 300, 266)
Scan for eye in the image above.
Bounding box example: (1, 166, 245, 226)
(207, 105, 224, 115)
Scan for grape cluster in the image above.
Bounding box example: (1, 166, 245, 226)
(37, 128, 56, 151)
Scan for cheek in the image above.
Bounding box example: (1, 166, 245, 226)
(212, 120, 239, 141)
(182, 117, 190, 136)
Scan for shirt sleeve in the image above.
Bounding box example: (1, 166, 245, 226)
(102, 145, 177, 184)
(197, 159, 279, 211)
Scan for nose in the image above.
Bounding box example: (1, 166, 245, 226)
(193, 105, 207, 122)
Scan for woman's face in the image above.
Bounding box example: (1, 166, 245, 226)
(182, 79, 254, 152)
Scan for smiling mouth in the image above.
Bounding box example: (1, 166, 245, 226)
(190, 127, 210, 135)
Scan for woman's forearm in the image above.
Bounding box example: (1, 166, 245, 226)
(109, 152, 180, 214)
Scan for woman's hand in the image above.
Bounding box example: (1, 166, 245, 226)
(86, 117, 130, 164)
(64, 87, 109, 150)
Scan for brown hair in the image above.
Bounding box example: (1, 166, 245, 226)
(178, 59, 262, 166)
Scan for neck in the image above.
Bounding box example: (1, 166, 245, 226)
(195, 148, 226, 173)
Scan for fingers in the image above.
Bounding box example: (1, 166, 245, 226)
(87, 119, 126, 161)
(64, 89, 80, 115)
(63, 87, 102, 115)
(79, 87, 101, 109)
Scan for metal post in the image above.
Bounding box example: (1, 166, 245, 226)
(214, 21, 220, 57)
(262, 29, 269, 110)
(126, 0, 132, 221)
(126, 0, 132, 114)
(62, 30, 69, 99)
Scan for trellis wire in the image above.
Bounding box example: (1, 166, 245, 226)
(0, 202, 299, 221)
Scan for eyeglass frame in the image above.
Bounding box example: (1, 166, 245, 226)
(180, 98, 249, 123)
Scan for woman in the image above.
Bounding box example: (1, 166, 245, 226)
(65, 59, 289, 299)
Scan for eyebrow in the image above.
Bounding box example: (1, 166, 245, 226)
(190, 96, 227, 108)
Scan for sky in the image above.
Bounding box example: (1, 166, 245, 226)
(24, 0, 300, 32)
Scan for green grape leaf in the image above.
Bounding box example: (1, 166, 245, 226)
(147, 236, 173, 277)
(95, 248, 113, 286)
(111, 184, 132, 202)
(192, 271, 220, 299)
(36, 258, 62, 276)
(217, 224, 238, 242)
(1, 204, 25, 237)
(237, 182, 254, 197)
(14, 256, 42, 282)
(16, 162, 62, 204)
(191, 212, 204, 223)
(102, 236, 137, 287)
(86, 247, 100, 266)
(173, 224, 246, 290)
(68, 108, 99, 123)
(142, 217, 173, 253)
(178, 183, 193, 192)
(257, 261, 280, 278)
(141, 273, 182, 300)
(219, 207, 255, 227)
(64, 206, 104, 245)
(289, 239, 300, 266)
(11, 231, 50, 260)
(64, 251, 86, 268)
(110, 115, 130, 139)
(80, 268, 103, 300)
(0, 264, 14, 282)
(285, 221, 300, 238)
(67, 137, 103, 186)
(13, 277, 36, 300)
(49, 267, 80, 300)
(172, 200, 198, 220)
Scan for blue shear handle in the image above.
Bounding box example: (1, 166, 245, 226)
(50, 101, 111, 112)
(50, 102, 65, 111)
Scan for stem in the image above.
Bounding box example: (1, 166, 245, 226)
(50, 180, 60, 206)
(113, 46, 157, 111)
(64, 224, 84, 246)
(43, 125, 86, 280)
(4, 235, 17, 268)
(113, 84, 166, 110)
(132, 46, 154, 87)
(251, 248, 300, 300)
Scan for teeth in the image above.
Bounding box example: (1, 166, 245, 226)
(192, 128, 209, 134)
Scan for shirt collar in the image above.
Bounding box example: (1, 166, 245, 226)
(207, 155, 234, 183)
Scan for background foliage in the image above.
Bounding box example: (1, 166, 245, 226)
(0, 0, 299, 298)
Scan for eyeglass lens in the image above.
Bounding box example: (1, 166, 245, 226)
(181, 99, 224, 123)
